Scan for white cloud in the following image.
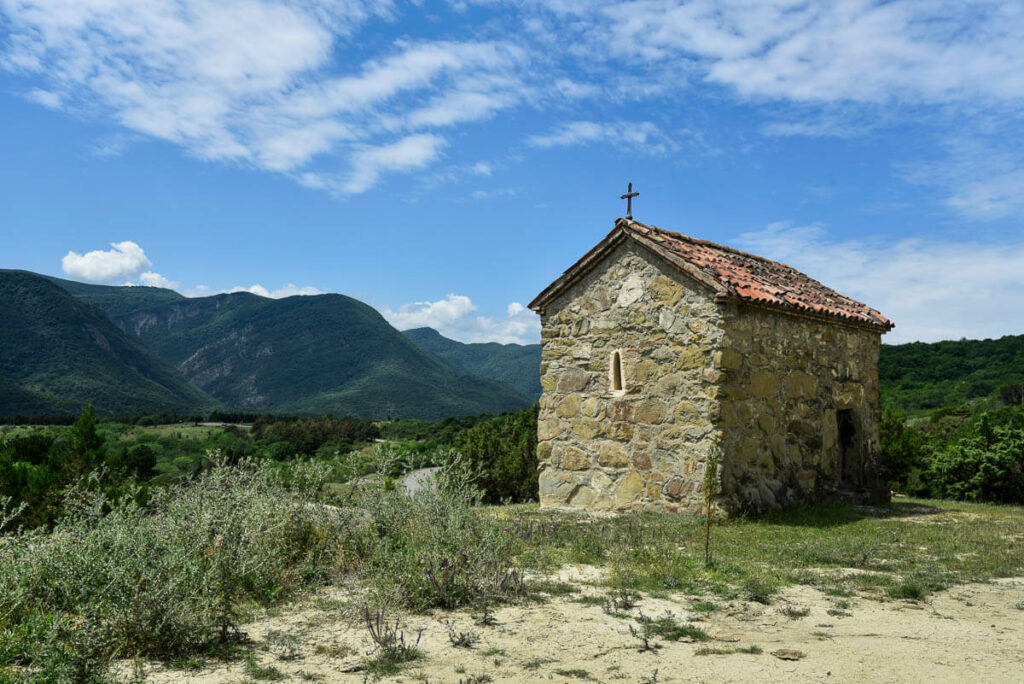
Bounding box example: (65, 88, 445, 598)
(898, 137, 1024, 220)
(383, 294, 477, 329)
(228, 284, 325, 298)
(24, 88, 61, 108)
(383, 294, 540, 344)
(344, 134, 447, 194)
(574, 0, 1024, 105)
(62, 241, 152, 283)
(472, 161, 492, 176)
(553, 77, 600, 99)
(527, 120, 675, 154)
(1, 2, 526, 194)
(945, 171, 1024, 220)
(58, 241, 321, 298)
(138, 271, 180, 289)
(734, 221, 1024, 344)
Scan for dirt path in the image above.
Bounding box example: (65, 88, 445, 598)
(137, 574, 1024, 683)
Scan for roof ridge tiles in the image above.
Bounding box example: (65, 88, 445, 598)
(622, 218, 797, 270)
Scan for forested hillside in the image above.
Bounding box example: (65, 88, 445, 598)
(0, 270, 215, 414)
(402, 327, 542, 399)
(104, 291, 532, 419)
(880, 335, 1024, 412)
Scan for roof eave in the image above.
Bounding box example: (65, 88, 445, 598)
(714, 293, 895, 333)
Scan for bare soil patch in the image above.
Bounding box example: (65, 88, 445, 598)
(137, 573, 1024, 683)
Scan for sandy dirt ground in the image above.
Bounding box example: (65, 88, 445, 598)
(133, 569, 1024, 684)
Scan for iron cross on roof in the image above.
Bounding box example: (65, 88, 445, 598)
(620, 182, 639, 220)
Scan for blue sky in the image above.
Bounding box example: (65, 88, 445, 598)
(2, 1, 1023, 345)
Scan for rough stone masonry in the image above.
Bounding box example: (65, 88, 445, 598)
(528, 218, 894, 515)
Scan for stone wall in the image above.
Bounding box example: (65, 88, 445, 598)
(536, 240, 726, 512)
(714, 304, 886, 512)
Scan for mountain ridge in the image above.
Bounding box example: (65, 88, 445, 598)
(0, 270, 216, 414)
(10, 274, 533, 419)
(401, 326, 542, 400)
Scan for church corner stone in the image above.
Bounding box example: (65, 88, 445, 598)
(534, 238, 888, 516)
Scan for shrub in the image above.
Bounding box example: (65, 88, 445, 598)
(454, 406, 538, 503)
(351, 454, 525, 611)
(0, 455, 348, 679)
(923, 420, 1024, 503)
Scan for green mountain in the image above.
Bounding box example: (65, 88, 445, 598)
(0, 270, 215, 415)
(102, 291, 532, 420)
(39, 273, 186, 317)
(402, 327, 542, 400)
(880, 335, 1024, 412)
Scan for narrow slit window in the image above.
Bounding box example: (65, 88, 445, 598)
(611, 351, 623, 391)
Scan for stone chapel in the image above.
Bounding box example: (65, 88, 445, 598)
(528, 217, 894, 514)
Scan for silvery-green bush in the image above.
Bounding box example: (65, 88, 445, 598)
(350, 450, 525, 611)
(0, 453, 348, 681)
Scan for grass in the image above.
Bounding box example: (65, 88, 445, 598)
(244, 656, 285, 681)
(570, 595, 607, 606)
(506, 498, 1023, 603)
(646, 613, 711, 642)
(529, 580, 579, 596)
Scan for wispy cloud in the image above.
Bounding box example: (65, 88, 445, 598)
(383, 293, 540, 344)
(761, 116, 873, 139)
(527, 120, 676, 154)
(88, 133, 142, 158)
(0, 2, 526, 194)
(574, 0, 1024, 105)
(735, 221, 1024, 344)
(898, 136, 1024, 220)
(7, 0, 1024, 202)
(24, 88, 61, 109)
(344, 134, 448, 194)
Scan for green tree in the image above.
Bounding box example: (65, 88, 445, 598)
(924, 422, 1024, 503)
(879, 407, 926, 492)
(454, 405, 538, 503)
(65, 404, 106, 480)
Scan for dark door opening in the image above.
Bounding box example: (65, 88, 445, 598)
(837, 409, 858, 487)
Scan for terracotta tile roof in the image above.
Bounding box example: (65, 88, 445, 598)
(530, 218, 893, 332)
